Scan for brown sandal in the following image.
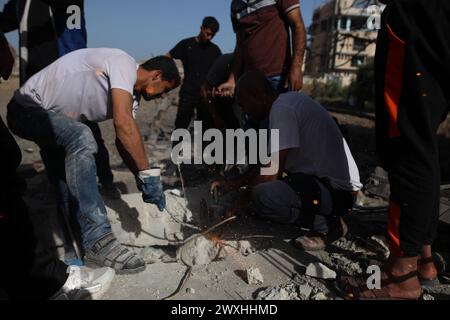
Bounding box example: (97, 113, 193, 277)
(337, 270, 422, 300)
(418, 257, 440, 290)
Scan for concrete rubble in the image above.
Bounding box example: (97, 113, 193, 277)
(105, 191, 194, 247)
(305, 262, 337, 280)
(246, 267, 264, 285)
(255, 274, 338, 301)
(365, 235, 391, 259)
(221, 240, 256, 257)
(177, 235, 220, 267)
(311, 292, 328, 300)
(256, 283, 301, 300)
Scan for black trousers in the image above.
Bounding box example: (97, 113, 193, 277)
(0, 117, 68, 300)
(375, 0, 450, 256)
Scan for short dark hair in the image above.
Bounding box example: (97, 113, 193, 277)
(141, 56, 181, 87)
(202, 16, 220, 34)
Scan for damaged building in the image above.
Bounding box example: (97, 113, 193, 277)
(305, 0, 382, 86)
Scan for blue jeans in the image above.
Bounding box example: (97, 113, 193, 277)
(84, 120, 114, 186)
(7, 100, 112, 250)
(251, 180, 332, 234)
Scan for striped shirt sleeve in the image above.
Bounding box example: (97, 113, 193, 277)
(278, 0, 300, 14)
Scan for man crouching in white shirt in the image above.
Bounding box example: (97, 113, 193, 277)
(7, 48, 180, 274)
(211, 70, 362, 251)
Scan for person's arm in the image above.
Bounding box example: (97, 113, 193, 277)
(112, 88, 150, 176)
(210, 150, 289, 216)
(200, 82, 226, 130)
(217, 32, 243, 97)
(0, 31, 13, 80)
(167, 40, 185, 61)
(210, 149, 289, 195)
(1, 0, 19, 33)
(285, 7, 306, 91)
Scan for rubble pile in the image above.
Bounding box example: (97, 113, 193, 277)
(256, 274, 340, 301)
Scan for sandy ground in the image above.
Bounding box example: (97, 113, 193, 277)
(1, 77, 450, 300)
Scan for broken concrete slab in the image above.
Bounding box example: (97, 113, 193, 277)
(305, 262, 337, 280)
(239, 241, 256, 256)
(319, 253, 363, 277)
(363, 166, 390, 200)
(105, 192, 194, 247)
(423, 294, 435, 301)
(221, 240, 256, 257)
(177, 235, 220, 267)
(298, 284, 313, 300)
(255, 280, 317, 301)
(292, 274, 332, 295)
(246, 267, 264, 285)
(255, 283, 300, 300)
(311, 292, 328, 300)
(364, 235, 390, 259)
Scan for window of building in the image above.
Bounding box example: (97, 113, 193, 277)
(351, 55, 365, 67)
(350, 17, 368, 31)
(353, 38, 367, 51)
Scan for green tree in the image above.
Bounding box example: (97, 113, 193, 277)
(348, 58, 375, 111)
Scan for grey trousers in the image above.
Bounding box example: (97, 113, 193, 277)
(251, 179, 334, 234)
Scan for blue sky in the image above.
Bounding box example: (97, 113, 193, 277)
(1, 0, 325, 61)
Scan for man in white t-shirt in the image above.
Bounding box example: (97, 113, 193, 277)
(211, 70, 362, 250)
(7, 48, 181, 274)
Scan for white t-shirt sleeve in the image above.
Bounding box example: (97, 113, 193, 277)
(104, 54, 137, 95)
(269, 104, 301, 154)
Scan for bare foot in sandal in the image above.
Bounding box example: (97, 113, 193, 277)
(418, 245, 440, 289)
(418, 245, 438, 279)
(339, 256, 422, 300)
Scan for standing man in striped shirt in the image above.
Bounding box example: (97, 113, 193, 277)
(218, 0, 306, 96)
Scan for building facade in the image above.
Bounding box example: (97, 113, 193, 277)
(305, 0, 382, 86)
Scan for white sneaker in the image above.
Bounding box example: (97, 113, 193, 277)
(51, 265, 115, 300)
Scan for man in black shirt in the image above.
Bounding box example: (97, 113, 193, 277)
(167, 16, 222, 139)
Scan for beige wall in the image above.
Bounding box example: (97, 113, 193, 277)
(305, 0, 378, 86)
